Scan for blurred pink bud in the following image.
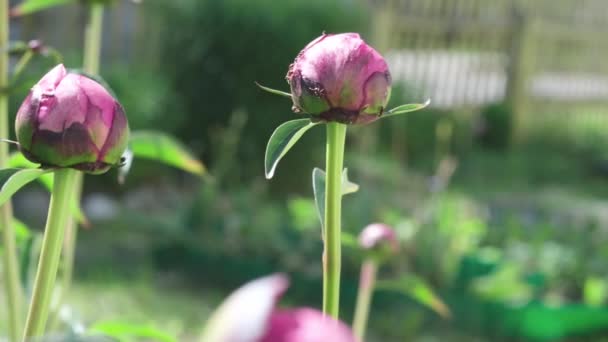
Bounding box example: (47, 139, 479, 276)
(287, 33, 391, 124)
(27, 40, 45, 53)
(358, 223, 399, 254)
(15, 64, 129, 174)
(200, 274, 356, 342)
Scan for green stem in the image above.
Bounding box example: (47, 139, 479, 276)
(51, 3, 105, 324)
(83, 3, 104, 75)
(353, 259, 378, 340)
(12, 50, 33, 82)
(323, 122, 346, 318)
(0, 1, 24, 341)
(48, 205, 79, 330)
(22, 169, 78, 340)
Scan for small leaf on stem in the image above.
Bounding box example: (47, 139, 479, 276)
(0, 168, 51, 206)
(265, 119, 320, 179)
(255, 82, 293, 99)
(384, 99, 431, 117)
(8, 152, 88, 226)
(312, 167, 359, 233)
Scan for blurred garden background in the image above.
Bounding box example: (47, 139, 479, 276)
(4, 0, 608, 340)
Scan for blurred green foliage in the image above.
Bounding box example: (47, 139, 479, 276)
(153, 0, 366, 189)
(6, 1, 608, 341)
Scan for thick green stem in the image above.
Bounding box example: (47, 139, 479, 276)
(22, 169, 78, 340)
(323, 122, 346, 318)
(0, 1, 24, 341)
(353, 259, 378, 340)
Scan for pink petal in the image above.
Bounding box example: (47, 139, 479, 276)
(358, 223, 398, 251)
(200, 274, 289, 342)
(261, 308, 356, 342)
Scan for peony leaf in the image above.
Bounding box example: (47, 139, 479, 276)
(0, 168, 51, 206)
(376, 274, 451, 319)
(265, 119, 320, 179)
(0, 217, 31, 247)
(384, 99, 431, 117)
(129, 130, 205, 176)
(8, 152, 52, 189)
(12, 218, 31, 243)
(89, 320, 177, 342)
(11, 0, 76, 16)
(255, 82, 292, 99)
(7, 152, 88, 226)
(312, 168, 359, 233)
(341, 231, 359, 249)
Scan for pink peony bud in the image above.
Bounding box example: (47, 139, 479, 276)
(358, 223, 399, 256)
(286, 33, 391, 124)
(15, 64, 129, 174)
(200, 274, 356, 342)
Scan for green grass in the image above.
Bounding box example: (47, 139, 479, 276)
(1, 275, 221, 341)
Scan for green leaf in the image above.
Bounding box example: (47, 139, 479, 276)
(384, 99, 431, 118)
(89, 321, 177, 342)
(12, 218, 31, 242)
(265, 119, 319, 179)
(7, 152, 53, 190)
(8, 152, 88, 226)
(11, 0, 76, 16)
(0, 218, 32, 248)
(376, 275, 451, 318)
(255, 82, 292, 99)
(342, 231, 359, 249)
(129, 131, 205, 176)
(0, 168, 51, 207)
(312, 168, 359, 233)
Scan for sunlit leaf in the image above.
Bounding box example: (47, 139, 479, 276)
(12, 218, 31, 242)
(0, 217, 32, 250)
(11, 0, 76, 16)
(265, 119, 319, 179)
(342, 231, 359, 249)
(89, 321, 177, 342)
(0, 168, 51, 206)
(584, 276, 607, 306)
(384, 99, 431, 118)
(376, 274, 451, 318)
(312, 168, 359, 234)
(255, 82, 292, 98)
(129, 131, 205, 177)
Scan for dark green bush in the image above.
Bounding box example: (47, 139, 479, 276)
(478, 102, 511, 150)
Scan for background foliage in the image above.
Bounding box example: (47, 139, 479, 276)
(3, 0, 608, 341)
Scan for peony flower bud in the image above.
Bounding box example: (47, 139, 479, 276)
(359, 223, 399, 260)
(15, 64, 129, 174)
(286, 33, 391, 124)
(200, 274, 356, 342)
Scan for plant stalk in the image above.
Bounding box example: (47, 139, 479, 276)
(53, 3, 104, 320)
(84, 3, 104, 75)
(353, 259, 378, 340)
(323, 122, 346, 318)
(22, 169, 79, 339)
(0, 1, 25, 341)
